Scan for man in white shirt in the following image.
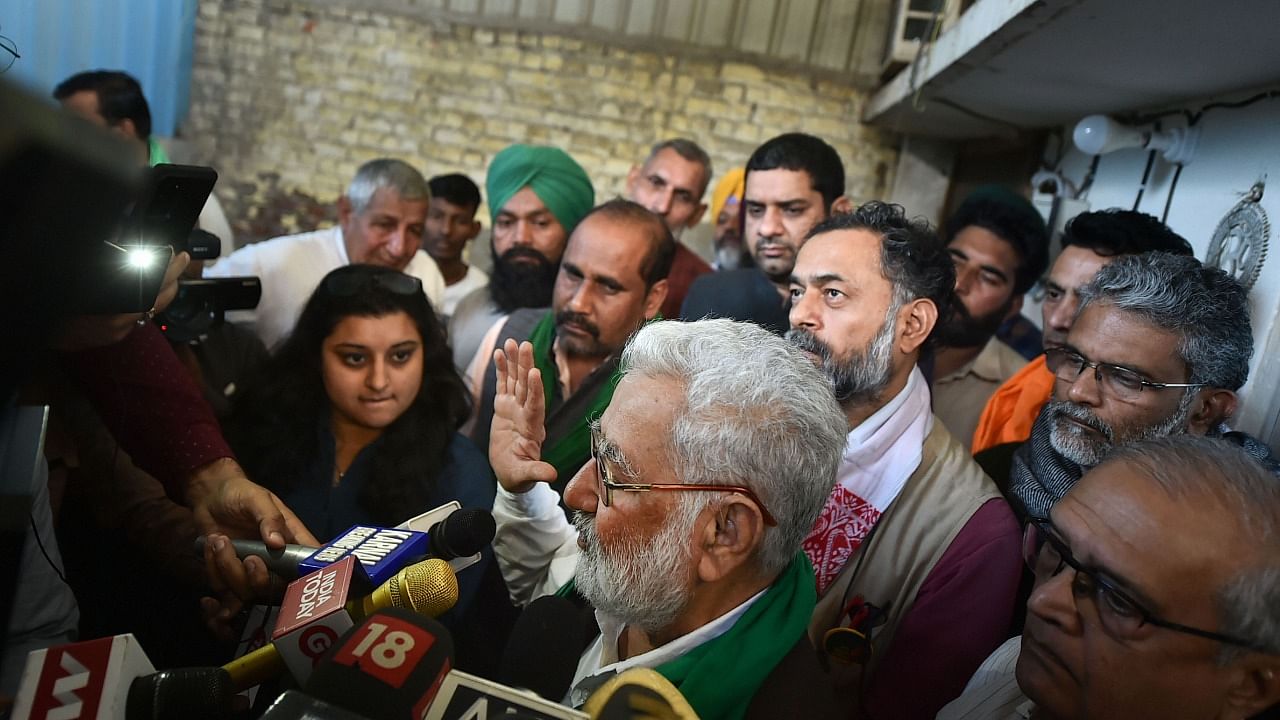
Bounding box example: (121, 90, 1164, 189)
(424, 173, 486, 318)
(206, 159, 445, 350)
(487, 319, 847, 717)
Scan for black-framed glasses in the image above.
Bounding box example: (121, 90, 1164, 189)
(324, 271, 422, 298)
(1044, 347, 1205, 402)
(588, 421, 778, 526)
(1023, 517, 1267, 652)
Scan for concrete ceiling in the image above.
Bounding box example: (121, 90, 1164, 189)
(864, 0, 1280, 138)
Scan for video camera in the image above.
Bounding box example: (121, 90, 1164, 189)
(156, 228, 262, 343)
(69, 163, 223, 314)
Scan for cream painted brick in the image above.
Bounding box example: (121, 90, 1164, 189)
(186, 1, 897, 245)
(720, 62, 766, 84)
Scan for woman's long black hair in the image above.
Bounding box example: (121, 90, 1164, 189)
(228, 264, 470, 526)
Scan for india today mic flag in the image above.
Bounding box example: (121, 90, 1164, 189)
(272, 555, 358, 685)
(12, 634, 155, 720)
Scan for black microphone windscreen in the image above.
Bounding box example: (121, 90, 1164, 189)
(303, 608, 455, 720)
(497, 595, 587, 702)
(127, 667, 233, 720)
(428, 509, 496, 560)
(258, 689, 375, 719)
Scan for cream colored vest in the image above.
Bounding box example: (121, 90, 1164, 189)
(808, 416, 1001, 691)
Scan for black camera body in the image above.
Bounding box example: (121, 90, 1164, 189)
(71, 164, 218, 314)
(156, 276, 262, 344)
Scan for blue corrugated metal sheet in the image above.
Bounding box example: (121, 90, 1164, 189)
(0, 0, 197, 136)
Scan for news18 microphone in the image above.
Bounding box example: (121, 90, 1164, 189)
(223, 556, 458, 691)
(302, 608, 454, 720)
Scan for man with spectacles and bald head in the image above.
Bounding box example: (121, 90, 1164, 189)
(939, 434, 1280, 720)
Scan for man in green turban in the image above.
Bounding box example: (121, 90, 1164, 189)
(449, 144, 595, 371)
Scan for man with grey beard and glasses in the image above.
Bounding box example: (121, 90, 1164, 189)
(784, 203, 1022, 720)
(1008, 251, 1278, 523)
(487, 319, 848, 717)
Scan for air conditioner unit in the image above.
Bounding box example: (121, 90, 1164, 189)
(882, 0, 960, 76)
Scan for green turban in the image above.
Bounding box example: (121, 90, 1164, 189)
(486, 144, 595, 233)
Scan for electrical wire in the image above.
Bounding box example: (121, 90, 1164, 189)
(1162, 163, 1184, 225)
(1132, 149, 1158, 212)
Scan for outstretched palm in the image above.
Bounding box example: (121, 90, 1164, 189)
(488, 339, 559, 494)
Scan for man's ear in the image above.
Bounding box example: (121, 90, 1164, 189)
(466, 220, 482, 242)
(626, 164, 642, 193)
(695, 500, 765, 584)
(686, 202, 708, 229)
(1224, 658, 1280, 720)
(643, 279, 669, 319)
(1187, 388, 1238, 435)
(114, 118, 139, 141)
(337, 196, 354, 226)
(829, 196, 854, 216)
(899, 298, 938, 355)
(1004, 294, 1024, 322)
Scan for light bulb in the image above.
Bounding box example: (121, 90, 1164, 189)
(1072, 115, 1148, 155)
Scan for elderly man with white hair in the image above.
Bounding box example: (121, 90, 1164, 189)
(206, 158, 445, 349)
(489, 318, 848, 719)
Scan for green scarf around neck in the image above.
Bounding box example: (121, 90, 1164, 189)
(526, 311, 624, 481)
(561, 553, 817, 720)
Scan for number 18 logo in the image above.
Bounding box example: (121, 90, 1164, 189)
(332, 616, 436, 688)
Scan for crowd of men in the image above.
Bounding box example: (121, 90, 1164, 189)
(6, 68, 1278, 720)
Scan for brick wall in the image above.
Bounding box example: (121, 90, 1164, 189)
(185, 0, 899, 247)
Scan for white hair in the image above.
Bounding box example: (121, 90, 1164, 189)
(346, 158, 430, 215)
(620, 319, 847, 577)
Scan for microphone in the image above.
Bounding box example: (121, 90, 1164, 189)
(422, 670, 588, 720)
(196, 510, 495, 586)
(126, 667, 234, 720)
(497, 596, 588, 702)
(258, 689, 374, 719)
(223, 556, 458, 691)
(11, 633, 156, 720)
(581, 667, 700, 720)
(303, 608, 455, 720)
(422, 508, 496, 562)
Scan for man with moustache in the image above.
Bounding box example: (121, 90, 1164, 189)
(1008, 252, 1275, 523)
(207, 158, 446, 350)
(468, 200, 672, 495)
(939, 435, 1280, 720)
(972, 209, 1194, 455)
(786, 203, 1022, 720)
(624, 139, 714, 317)
(423, 173, 485, 318)
(488, 319, 848, 718)
(932, 188, 1049, 448)
(449, 144, 594, 370)
(680, 133, 851, 334)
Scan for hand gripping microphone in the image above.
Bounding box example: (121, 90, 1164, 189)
(302, 608, 455, 720)
(195, 509, 496, 587)
(223, 555, 458, 691)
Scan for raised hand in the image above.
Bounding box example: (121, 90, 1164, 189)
(488, 339, 558, 494)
